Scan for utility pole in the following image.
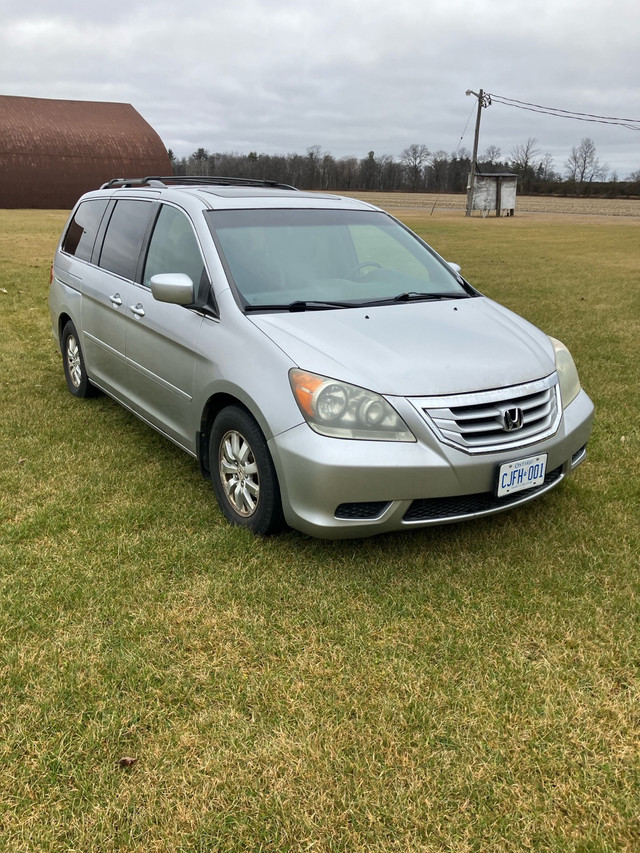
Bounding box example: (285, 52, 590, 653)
(465, 89, 491, 217)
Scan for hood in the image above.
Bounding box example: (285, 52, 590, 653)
(249, 297, 555, 396)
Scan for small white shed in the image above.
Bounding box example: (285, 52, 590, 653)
(470, 172, 518, 216)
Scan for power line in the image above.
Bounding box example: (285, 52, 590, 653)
(486, 93, 640, 132)
(454, 100, 477, 154)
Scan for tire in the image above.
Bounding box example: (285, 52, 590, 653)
(61, 320, 98, 398)
(210, 406, 285, 535)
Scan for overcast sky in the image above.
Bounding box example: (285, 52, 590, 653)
(2, 0, 638, 178)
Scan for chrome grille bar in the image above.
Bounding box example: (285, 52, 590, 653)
(411, 374, 562, 454)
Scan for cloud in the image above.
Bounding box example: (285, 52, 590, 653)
(1, 0, 638, 177)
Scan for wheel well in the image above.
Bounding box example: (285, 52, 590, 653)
(198, 393, 252, 478)
(58, 313, 73, 342)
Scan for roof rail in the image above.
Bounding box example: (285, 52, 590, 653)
(100, 176, 299, 191)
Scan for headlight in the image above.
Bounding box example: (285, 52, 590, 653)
(550, 337, 581, 407)
(289, 369, 415, 441)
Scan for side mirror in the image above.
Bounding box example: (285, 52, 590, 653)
(150, 273, 194, 306)
(446, 261, 462, 274)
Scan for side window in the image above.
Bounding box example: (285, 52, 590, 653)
(61, 199, 109, 261)
(99, 200, 155, 281)
(143, 205, 205, 289)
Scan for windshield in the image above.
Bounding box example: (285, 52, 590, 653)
(206, 208, 470, 310)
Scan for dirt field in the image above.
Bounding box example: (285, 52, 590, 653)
(340, 191, 640, 219)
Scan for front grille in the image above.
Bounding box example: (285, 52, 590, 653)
(403, 466, 563, 522)
(413, 375, 561, 454)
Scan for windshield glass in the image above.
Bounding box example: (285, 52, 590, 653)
(206, 208, 468, 310)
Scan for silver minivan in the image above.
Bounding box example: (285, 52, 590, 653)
(49, 177, 594, 538)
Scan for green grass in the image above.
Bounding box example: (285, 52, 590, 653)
(1, 208, 639, 852)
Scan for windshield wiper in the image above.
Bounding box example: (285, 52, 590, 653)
(244, 300, 356, 313)
(288, 300, 357, 311)
(392, 291, 470, 303)
(243, 293, 471, 313)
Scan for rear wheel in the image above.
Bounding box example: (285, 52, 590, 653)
(61, 321, 98, 398)
(210, 406, 285, 535)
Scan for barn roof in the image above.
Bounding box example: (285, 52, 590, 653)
(0, 95, 172, 209)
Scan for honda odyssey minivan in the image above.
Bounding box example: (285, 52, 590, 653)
(49, 176, 594, 538)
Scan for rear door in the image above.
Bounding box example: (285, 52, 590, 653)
(81, 199, 156, 399)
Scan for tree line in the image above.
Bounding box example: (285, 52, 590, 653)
(168, 138, 640, 198)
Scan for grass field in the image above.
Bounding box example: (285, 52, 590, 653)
(342, 191, 640, 218)
(1, 202, 639, 852)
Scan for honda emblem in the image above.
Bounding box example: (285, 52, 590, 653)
(502, 407, 524, 431)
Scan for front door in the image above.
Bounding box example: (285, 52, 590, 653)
(124, 204, 209, 450)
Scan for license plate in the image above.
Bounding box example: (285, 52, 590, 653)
(497, 454, 547, 497)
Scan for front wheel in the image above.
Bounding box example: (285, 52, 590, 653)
(209, 406, 285, 535)
(61, 321, 99, 398)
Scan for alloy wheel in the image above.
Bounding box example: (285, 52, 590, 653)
(218, 429, 260, 517)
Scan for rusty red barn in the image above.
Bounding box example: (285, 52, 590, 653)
(0, 95, 172, 209)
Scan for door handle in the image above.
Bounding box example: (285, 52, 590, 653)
(109, 293, 122, 306)
(130, 303, 145, 318)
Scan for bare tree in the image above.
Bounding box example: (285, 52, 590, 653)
(187, 148, 211, 175)
(374, 154, 395, 190)
(303, 145, 323, 188)
(320, 153, 337, 189)
(509, 138, 541, 192)
(481, 145, 502, 165)
(336, 157, 359, 189)
(565, 138, 608, 190)
(400, 143, 430, 191)
(359, 151, 378, 190)
(448, 147, 471, 193)
(428, 150, 449, 191)
(170, 140, 626, 195)
(536, 153, 559, 182)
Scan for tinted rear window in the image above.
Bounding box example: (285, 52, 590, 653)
(99, 200, 155, 280)
(61, 199, 109, 261)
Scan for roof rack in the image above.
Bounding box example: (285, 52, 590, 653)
(100, 176, 299, 191)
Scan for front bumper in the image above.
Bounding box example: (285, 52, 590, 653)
(269, 389, 594, 539)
